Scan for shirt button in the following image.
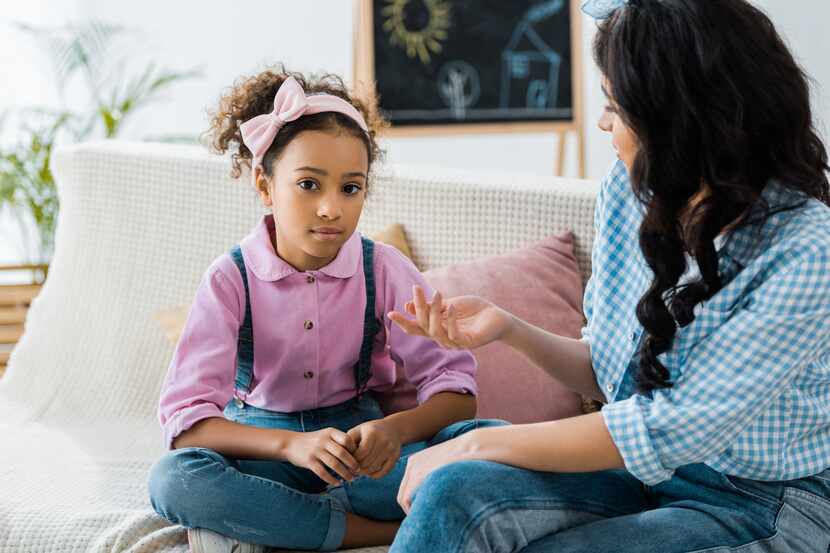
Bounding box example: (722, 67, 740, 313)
(234, 397, 244, 408)
(304, 320, 314, 330)
(306, 275, 316, 284)
(606, 383, 614, 393)
(303, 371, 315, 379)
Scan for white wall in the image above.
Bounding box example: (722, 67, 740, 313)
(1, 0, 828, 267)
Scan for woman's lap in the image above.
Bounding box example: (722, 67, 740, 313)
(391, 461, 830, 553)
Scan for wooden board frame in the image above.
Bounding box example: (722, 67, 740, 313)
(353, 0, 585, 177)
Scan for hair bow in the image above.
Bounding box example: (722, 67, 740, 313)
(239, 76, 369, 184)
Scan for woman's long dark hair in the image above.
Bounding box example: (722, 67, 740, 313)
(593, 0, 830, 393)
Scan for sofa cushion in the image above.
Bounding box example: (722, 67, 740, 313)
(378, 233, 586, 423)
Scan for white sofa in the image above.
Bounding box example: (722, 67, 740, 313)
(0, 141, 598, 552)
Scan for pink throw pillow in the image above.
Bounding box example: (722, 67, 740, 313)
(376, 233, 586, 423)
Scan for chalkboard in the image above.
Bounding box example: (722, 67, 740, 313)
(366, 0, 575, 127)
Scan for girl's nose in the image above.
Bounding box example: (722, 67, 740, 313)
(317, 199, 343, 220)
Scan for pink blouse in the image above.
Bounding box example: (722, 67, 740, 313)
(158, 215, 477, 449)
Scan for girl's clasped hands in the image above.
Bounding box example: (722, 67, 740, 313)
(285, 419, 403, 486)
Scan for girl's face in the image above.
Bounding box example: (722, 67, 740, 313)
(255, 130, 369, 272)
(598, 80, 638, 173)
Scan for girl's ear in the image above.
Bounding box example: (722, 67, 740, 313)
(254, 165, 273, 207)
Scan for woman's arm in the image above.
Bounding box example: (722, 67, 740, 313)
(390, 288, 604, 402)
(502, 315, 604, 402)
(397, 412, 624, 512)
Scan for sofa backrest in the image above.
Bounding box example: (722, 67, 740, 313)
(1, 141, 598, 423)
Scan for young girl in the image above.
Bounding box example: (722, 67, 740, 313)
(147, 69, 491, 553)
(387, 0, 830, 551)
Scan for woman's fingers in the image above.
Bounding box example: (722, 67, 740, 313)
(388, 311, 429, 337)
(413, 285, 430, 331)
(397, 465, 412, 514)
(428, 291, 454, 348)
(446, 305, 464, 348)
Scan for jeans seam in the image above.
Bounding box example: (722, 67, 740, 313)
(455, 499, 623, 553)
(720, 474, 781, 509)
(681, 502, 785, 553)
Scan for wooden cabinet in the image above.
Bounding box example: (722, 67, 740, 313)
(0, 265, 47, 377)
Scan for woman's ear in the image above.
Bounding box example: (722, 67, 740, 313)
(254, 165, 273, 207)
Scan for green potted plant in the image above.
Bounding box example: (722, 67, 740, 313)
(0, 20, 199, 266)
(0, 21, 199, 370)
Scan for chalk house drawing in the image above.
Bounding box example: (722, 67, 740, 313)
(501, 0, 565, 110)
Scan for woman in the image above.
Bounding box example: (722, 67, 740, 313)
(387, 0, 830, 551)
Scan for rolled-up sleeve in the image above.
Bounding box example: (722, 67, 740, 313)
(158, 261, 243, 449)
(602, 246, 830, 485)
(374, 245, 478, 404)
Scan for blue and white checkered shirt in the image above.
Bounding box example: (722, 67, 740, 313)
(585, 160, 830, 485)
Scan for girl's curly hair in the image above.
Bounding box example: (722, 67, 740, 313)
(208, 66, 386, 184)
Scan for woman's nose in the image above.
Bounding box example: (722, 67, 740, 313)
(598, 110, 613, 133)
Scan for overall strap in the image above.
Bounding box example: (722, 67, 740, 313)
(229, 245, 255, 397)
(355, 237, 382, 395)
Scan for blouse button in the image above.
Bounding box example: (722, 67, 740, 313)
(606, 383, 614, 393)
(304, 320, 314, 330)
(307, 275, 316, 284)
(303, 371, 315, 379)
(234, 397, 244, 408)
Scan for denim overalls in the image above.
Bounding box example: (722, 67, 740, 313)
(148, 238, 502, 550)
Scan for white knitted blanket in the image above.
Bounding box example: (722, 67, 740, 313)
(0, 141, 597, 553)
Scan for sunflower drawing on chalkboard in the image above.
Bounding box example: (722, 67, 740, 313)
(381, 0, 451, 65)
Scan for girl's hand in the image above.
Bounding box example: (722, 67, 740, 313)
(284, 428, 360, 486)
(388, 286, 514, 350)
(346, 419, 402, 479)
(397, 433, 478, 514)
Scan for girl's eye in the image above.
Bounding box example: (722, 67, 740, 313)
(343, 183, 363, 195)
(604, 105, 617, 114)
(298, 179, 319, 191)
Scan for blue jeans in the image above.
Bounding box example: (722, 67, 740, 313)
(390, 458, 830, 552)
(147, 395, 503, 551)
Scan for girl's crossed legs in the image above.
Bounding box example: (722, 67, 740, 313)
(148, 395, 506, 551)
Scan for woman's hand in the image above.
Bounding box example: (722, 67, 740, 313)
(284, 428, 360, 486)
(397, 432, 478, 514)
(388, 286, 514, 350)
(347, 419, 403, 479)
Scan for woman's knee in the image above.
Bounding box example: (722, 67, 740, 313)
(415, 460, 498, 512)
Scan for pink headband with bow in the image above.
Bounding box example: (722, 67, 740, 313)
(239, 76, 369, 184)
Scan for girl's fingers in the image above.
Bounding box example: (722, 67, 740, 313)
(413, 285, 430, 331)
(319, 451, 354, 483)
(388, 311, 429, 337)
(330, 430, 357, 452)
(325, 441, 359, 473)
(369, 452, 398, 479)
(311, 460, 340, 486)
(405, 301, 416, 316)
